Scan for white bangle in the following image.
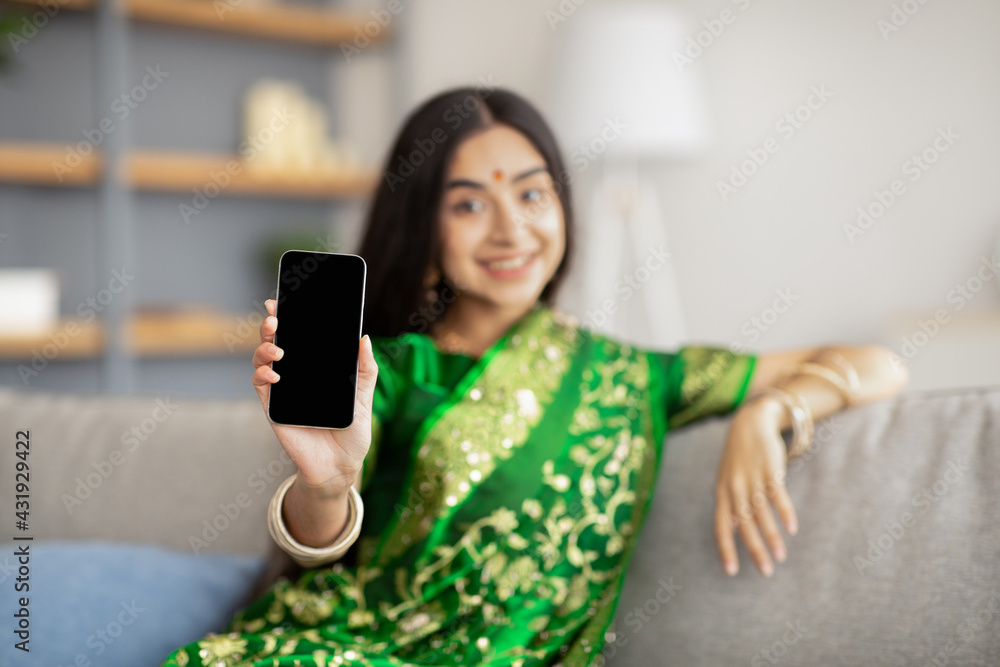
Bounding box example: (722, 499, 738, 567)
(267, 473, 364, 568)
(760, 387, 814, 461)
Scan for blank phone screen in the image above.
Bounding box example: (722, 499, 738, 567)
(267, 251, 366, 429)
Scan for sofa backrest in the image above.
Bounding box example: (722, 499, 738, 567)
(0, 388, 286, 557)
(606, 385, 1000, 666)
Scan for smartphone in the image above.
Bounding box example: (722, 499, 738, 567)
(267, 250, 366, 429)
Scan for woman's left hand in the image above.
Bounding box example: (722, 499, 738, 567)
(714, 399, 799, 577)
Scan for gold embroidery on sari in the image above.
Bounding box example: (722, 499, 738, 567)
(374, 306, 576, 566)
(275, 587, 335, 626)
(670, 346, 753, 429)
(169, 306, 664, 667)
(195, 634, 250, 666)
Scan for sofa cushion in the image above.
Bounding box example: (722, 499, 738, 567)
(0, 388, 284, 556)
(607, 386, 1000, 666)
(0, 540, 265, 666)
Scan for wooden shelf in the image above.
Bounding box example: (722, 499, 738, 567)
(127, 0, 385, 46)
(6, 0, 387, 46)
(126, 149, 376, 198)
(127, 306, 261, 357)
(0, 308, 262, 360)
(0, 143, 376, 198)
(0, 142, 102, 187)
(0, 317, 105, 360)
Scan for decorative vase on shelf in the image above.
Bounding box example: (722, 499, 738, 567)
(241, 78, 358, 177)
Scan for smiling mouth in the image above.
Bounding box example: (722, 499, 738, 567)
(479, 252, 537, 271)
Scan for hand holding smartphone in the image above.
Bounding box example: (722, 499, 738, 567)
(267, 250, 367, 430)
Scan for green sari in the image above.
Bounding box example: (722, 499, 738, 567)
(161, 302, 756, 667)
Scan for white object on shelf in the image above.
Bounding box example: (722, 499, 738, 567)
(0, 269, 59, 334)
(242, 78, 349, 176)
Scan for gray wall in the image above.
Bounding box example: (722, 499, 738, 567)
(401, 0, 1000, 354)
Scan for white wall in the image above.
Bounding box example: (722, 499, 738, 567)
(343, 0, 1000, 362)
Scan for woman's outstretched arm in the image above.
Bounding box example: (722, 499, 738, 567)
(714, 345, 909, 577)
(252, 299, 380, 554)
(745, 344, 910, 415)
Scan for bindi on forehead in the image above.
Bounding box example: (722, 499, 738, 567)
(444, 165, 548, 191)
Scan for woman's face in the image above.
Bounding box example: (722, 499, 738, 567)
(436, 124, 565, 314)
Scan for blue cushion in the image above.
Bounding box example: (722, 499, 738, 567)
(0, 540, 266, 666)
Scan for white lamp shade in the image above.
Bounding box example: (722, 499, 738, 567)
(548, 2, 711, 161)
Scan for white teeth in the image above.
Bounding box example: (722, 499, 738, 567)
(486, 254, 533, 270)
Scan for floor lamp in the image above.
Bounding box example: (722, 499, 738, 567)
(546, 2, 711, 351)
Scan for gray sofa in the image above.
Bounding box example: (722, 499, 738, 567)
(607, 385, 1000, 666)
(1, 384, 998, 665)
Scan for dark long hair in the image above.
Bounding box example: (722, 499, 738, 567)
(357, 86, 575, 338)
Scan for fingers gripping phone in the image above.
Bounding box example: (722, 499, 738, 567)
(267, 250, 366, 429)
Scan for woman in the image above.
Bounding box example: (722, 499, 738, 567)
(162, 87, 908, 666)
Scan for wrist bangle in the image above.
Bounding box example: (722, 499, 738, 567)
(792, 361, 858, 407)
(760, 386, 814, 461)
(267, 473, 364, 568)
(811, 350, 860, 402)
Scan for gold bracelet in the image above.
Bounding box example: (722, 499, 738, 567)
(793, 362, 857, 407)
(761, 386, 814, 461)
(267, 473, 364, 568)
(811, 350, 860, 400)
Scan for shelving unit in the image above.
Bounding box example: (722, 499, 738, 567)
(0, 0, 396, 391)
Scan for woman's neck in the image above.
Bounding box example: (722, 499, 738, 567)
(432, 299, 537, 355)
